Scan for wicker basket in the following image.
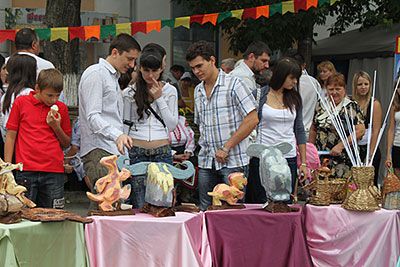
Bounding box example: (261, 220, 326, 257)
(303, 177, 331, 206)
(342, 166, 380, 212)
(382, 167, 400, 210)
(329, 178, 347, 204)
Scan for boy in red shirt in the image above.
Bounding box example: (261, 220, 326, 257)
(5, 68, 71, 209)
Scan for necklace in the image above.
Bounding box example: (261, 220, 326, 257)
(270, 91, 285, 108)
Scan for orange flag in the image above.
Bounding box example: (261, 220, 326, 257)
(84, 25, 100, 40)
(202, 13, 218, 25)
(146, 20, 161, 33)
(256, 5, 269, 18)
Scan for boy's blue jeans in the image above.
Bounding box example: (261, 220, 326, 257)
(16, 171, 65, 209)
(127, 145, 173, 209)
(198, 164, 248, 211)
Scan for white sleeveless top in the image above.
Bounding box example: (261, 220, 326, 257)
(257, 104, 297, 158)
(394, 111, 400, 147)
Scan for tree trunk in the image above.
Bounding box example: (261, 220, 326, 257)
(42, 0, 81, 74)
(297, 19, 314, 73)
(297, 36, 313, 73)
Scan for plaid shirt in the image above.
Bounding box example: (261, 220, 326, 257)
(194, 70, 257, 170)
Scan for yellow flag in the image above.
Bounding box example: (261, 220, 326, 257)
(175, 17, 190, 29)
(50, 27, 68, 42)
(116, 23, 131, 35)
(231, 9, 244, 19)
(282, 1, 295, 14)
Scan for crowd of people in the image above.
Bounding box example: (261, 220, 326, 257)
(1, 28, 400, 211)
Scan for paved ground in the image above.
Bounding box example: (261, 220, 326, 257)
(65, 191, 90, 217)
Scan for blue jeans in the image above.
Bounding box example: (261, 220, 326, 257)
(286, 156, 298, 195)
(198, 163, 248, 211)
(16, 171, 65, 208)
(127, 145, 173, 208)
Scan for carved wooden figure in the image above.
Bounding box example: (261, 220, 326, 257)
(86, 155, 131, 211)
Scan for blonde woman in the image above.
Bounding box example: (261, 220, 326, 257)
(317, 60, 336, 91)
(352, 71, 382, 185)
(386, 84, 400, 178)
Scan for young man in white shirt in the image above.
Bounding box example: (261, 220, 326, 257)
(79, 33, 141, 196)
(186, 41, 259, 210)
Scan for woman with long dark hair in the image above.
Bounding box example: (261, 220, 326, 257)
(1, 54, 36, 140)
(247, 58, 307, 203)
(122, 44, 178, 208)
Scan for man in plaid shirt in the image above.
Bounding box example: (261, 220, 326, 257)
(186, 41, 259, 210)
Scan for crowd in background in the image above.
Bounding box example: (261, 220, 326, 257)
(1, 28, 400, 211)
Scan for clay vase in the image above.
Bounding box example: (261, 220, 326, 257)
(342, 166, 380, 211)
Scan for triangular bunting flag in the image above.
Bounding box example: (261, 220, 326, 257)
(146, 20, 161, 33)
(175, 17, 190, 28)
(131, 22, 146, 35)
(243, 7, 257, 20)
(294, 0, 307, 12)
(270, 3, 282, 16)
(202, 13, 218, 25)
(396, 36, 400, 54)
(256, 5, 269, 18)
(100, 24, 116, 39)
(161, 19, 175, 28)
(35, 28, 51, 41)
(116, 23, 131, 35)
(231, 9, 244, 19)
(307, 0, 318, 9)
(318, 0, 330, 6)
(0, 30, 16, 43)
(282, 1, 295, 14)
(69, 26, 85, 41)
(84, 25, 100, 40)
(51, 27, 68, 42)
(217, 11, 232, 24)
(190, 14, 204, 25)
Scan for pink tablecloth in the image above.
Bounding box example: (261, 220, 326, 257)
(305, 205, 400, 267)
(205, 204, 312, 267)
(85, 212, 211, 267)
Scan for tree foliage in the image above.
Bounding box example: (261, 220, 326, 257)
(173, 0, 400, 57)
(173, 0, 330, 56)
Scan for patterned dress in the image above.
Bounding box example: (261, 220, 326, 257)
(313, 97, 364, 178)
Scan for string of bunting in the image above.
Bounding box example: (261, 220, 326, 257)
(0, 0, 338, 43)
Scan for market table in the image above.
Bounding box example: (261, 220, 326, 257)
(204, 204, 312, 267)
(85, 212, 211, 267)
(0, 220, 88, 267)
(304, 204, 400, 267)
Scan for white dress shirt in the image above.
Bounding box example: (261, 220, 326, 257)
(79, 58, 124, 156)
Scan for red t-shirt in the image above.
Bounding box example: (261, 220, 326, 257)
(6, 92, 72, 173)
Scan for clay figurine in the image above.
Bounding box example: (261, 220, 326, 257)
(0, 159, 36, 223)
(247, 143, 299, 212)
(117, 156, 196, 216)
(207, 172, 247, 208)
(87, 155, 131, 212)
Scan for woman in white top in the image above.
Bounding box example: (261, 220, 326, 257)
(386, 84, 400, 177)
(1, 54, 36, 141)
(248, 58, 307, 203)
(122, 44, 178, 208)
